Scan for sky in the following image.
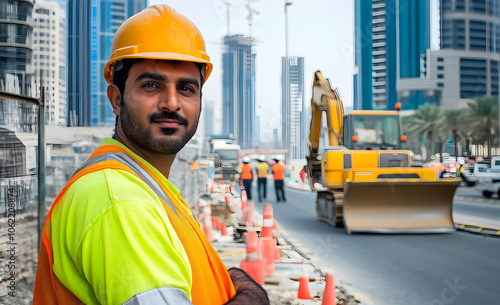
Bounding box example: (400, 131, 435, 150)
(149, 0, 354, 140)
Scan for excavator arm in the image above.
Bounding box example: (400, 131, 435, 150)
(308, 71, 344, 154)
(306, 71, 345, 189)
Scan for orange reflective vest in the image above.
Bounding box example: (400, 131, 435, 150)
(300, 168, 306, 180)
(240, 164, 253, 180)
(33, 142, 235, 304)
(272, 163, 285, 180)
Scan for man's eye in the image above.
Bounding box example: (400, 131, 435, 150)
(179, 85, 194, 93)
(141, 82, 159, 89)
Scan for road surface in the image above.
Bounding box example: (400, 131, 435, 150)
(252, 184, 500, 305)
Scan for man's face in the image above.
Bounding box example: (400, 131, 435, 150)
(116, 60, 202, 155)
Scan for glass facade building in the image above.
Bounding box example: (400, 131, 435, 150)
(33, 2, 67, 126)
(67, 0, 91, 126)
(0, 0, 35, 97)
(440, 0, 500, 100)
(67, 0, 146, 127)
(416, 0, 500, 109)
(222, 35, 256, 149)
(281, 56, 305, 159)
(353, 0, 431, 110)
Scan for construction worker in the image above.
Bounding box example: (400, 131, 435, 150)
(240, 156, 253, 200)
(300, 166, 306, 183)
(272, 157, 286, 202)
(33, 5, 269, 305)
(256, 155, 269, 202)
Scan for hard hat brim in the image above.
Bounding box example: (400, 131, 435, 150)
(104, 52, 213, 84)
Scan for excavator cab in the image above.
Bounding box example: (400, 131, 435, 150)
(343, 112, 402, 150)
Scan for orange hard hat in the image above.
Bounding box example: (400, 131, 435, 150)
(103, 4, 212, 84)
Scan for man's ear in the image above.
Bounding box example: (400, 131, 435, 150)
(107, 84, 121, 116)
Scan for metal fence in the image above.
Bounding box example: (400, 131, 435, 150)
(0, 90, 42, 303)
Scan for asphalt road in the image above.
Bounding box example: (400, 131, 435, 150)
(453, 187, 500, 230)
(253, 184, 500, 305)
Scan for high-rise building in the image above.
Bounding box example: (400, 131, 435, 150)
(353, 0, 434, 110)
(222, 35, 256, 149)
(33, 2, 67, 126)
(67, 0, 91, 126)
(420, 0, 500, 108)
(203, 99, 215, 138)
(0, 0, 35, 96)
(282, 56, 305, 159)
(67, 0, 147, 127)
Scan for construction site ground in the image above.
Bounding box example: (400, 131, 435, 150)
(208, 181, 360, 305)
(212, 232, 359, 305)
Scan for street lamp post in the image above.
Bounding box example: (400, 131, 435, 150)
(284, 1, 292, 158)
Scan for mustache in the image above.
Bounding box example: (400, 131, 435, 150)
(149, 112, 189, 125)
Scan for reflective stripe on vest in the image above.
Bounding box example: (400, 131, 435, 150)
(34, 144, 235, 304)
(257, 163, 268, 178)
(75, 152, 178, 217)
(123, 287, 192, 304)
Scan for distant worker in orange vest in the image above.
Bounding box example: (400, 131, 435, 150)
(256, 155, 269, 202)
(240, 156, 253, 200)
(300, 166, 306, 182)
(33, 4, 269, 305)
(272, 156, 286, 202)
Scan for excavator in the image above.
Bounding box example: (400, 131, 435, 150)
(305, 71, 461, 233)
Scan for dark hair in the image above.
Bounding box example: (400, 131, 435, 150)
(112, 59, 205, 96)
(112, 58, 145, 98)
(111, 59, 205, 128)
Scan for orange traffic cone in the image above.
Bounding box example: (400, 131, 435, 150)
(273, 218, 279, 237)
(203, 205, 213, 242)
(261, 204, 273, 238)
(240, 231, 264, 284)
(273, 218, 280, 262)
(321, 273, 337, 305)
(259, 204, 276, 276)
(259, 236, 275, 277)
(240, 199, 248, 226)
(297, 260, 312, 300)
(246, 201, 255, 227)
(239, 190, 247, 226)
(220, 223, 228, 236)
(215, 217, 222, 230)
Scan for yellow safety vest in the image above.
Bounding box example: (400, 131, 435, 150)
(33, 138, 235, 305)
(257, 162, 269, 178)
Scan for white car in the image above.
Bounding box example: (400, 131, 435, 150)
(477, 174, 500, 198)
(461, 164, 488, 185)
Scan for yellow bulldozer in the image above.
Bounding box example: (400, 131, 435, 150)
(305, 71, 460, 234)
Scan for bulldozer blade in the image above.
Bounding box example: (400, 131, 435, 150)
(343, 178, 461, 234)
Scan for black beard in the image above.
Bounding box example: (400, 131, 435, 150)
(119, 101, 199, 155)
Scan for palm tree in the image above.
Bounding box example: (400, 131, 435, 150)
(443, 108, 466, 160)
(402, 115, 423, 156)
(467, 96, 499, 158)
(434, 119, 449, 162)
(404, 105, 444, 162)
